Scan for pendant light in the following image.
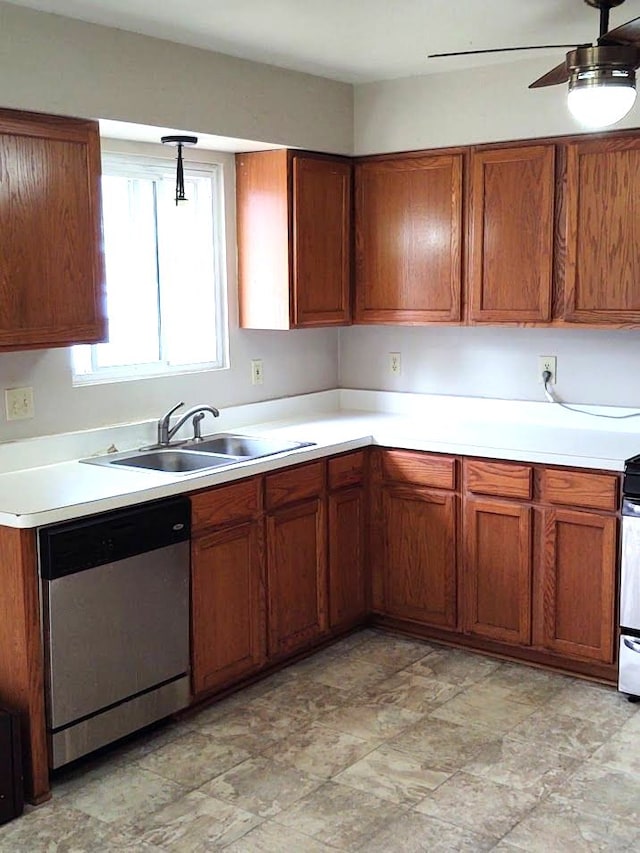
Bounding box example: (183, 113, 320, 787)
(161, 135, 198, 204)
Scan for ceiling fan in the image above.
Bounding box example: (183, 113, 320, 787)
(428, 0, 640, 127)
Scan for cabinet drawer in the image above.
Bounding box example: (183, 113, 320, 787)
(266, 461, 325, 510)
(381, 450, 456, 490)
(541, 468, 619, 512)
(465, 459, 532, 500)
(328, 451, 365, 490)
(191, 477, 262, 533)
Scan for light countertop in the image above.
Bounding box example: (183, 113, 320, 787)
(1, 389, 639, 529)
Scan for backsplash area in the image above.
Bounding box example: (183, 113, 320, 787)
(339, 325, 640, 409)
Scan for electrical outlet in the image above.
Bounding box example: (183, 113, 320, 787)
(5, 386, 35, 420)
(389, 352, 401, 376)
(538, 355, 557, 384)
(251, 359, 264, 385)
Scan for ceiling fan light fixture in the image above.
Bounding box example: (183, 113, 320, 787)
(568, 67, 636, 126)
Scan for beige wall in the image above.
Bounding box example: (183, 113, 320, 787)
(0, 2, 353, 154)
(354, 56, 640, 154)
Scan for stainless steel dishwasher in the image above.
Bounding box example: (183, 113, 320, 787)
(38, 497, 191, 768)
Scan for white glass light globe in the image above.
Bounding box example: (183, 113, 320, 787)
(568, 83, 637, 128)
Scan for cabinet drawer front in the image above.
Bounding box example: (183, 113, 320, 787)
(381, 450, 456, 490)
(266, 461, 325, 509)
(541, 469, 619, 512)
(465, 459, 532, 500)
(191, 477, 262, 532)
(328, 451, 365, 489)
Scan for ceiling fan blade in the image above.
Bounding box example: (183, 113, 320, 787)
(529, 61, 570, 89)
(428, 44, 577, 59)
(600, 15, 640, 46)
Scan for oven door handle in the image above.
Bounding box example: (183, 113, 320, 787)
(623, 637, 640, 654)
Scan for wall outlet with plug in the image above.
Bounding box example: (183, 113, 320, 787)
(538, 356, 557, 384)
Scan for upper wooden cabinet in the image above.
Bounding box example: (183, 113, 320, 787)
(562, 135, 640, 324)
(354, 153, 463, 324)
(236, 149, 351, 329)
(468, 144, 555, 323)
(0, 108, 106, 351)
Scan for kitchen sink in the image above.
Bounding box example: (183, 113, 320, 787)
(80, 433, 315, 473)
(182, 433, 315, 459)
(82, 449, 237, 474)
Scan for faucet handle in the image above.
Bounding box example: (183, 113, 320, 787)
(163, 401, 184, 420)
(157, 401, 185, 445)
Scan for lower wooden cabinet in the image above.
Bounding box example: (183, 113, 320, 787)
(191, 508, 266, 695)
(463, 498, 532, 645)
(266, 497, 327, 657)
(370, 449, 459, 630)
(540, 508, 617, 663)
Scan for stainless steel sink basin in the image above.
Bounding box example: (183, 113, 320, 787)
(81, 449, 236, 474)
(183, 433, 315, 459)
(80, 432, 315, 473)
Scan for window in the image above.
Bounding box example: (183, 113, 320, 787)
(72, 152, 228, 383)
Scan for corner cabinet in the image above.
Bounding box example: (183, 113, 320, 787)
(468, 144, 555, 323)
(354, 152, 463, 324)
(0, 108, 106, 351)
(236, 149, 352, 329)
(370, 449, 458, 629)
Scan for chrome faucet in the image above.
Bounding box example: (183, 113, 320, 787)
(157, 402, 220, 446)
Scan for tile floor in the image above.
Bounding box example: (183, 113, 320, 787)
(2, 629, 640, 851)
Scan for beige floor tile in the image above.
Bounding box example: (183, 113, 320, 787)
(274, 780, 407, 849)
(317, 700, 423, 740)
(508, 708, 615, 759)
(254, 678, 352, 723)
(415, 771, 538, 841)
(360, 810, 494, 853)
(406, 647, 500, 687)
(192, 700, 305, 753)
(56, 763, 187, 826)
(334, 743, 449, 804)
(549, 760, 640, 824)
(224, 820, 335, 852)
(465, 735, 580, 797)
(501, 800, 639, 852)
(390, 716, 502, 773)
(200, 756, 322, 818)
(132, 790, 262, 851)
(589, 720, 640, 776)
(300, 655, 396, 692)
(428, 681, 538, 734)
(0, 801, 159, 853)
(481, 661, 568, 705)
(135, 728, 250, 786)
(336, 631, 434, 670)
(359, 669, 460, 712)
(262, 721, 375, 778)
(543, 680, 639, 727)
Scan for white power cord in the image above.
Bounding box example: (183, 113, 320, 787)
(542, 370, 640, 420)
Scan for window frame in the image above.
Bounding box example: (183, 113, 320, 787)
(71, 148, 229, 386)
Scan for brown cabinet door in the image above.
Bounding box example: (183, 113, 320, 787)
(469, 145, 554, 323)
(0, 109, 105, 351)
(463, 498, 532, 644)
(541, 509, 617, 663)
(292, 155, 351, 327)
(381, 485, 457, 628)
(267, 497, 328, 657)
(355, 154, 463, 324)
(192, 521, 266, 695)
(328, 486, 366, 631)
(563, 136, 640, 324)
